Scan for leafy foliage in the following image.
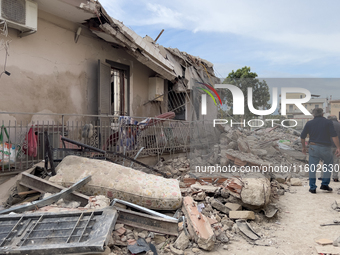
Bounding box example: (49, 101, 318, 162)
(220, 66, 270, 119)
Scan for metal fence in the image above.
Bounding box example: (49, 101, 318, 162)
(0, 112, 218, 172)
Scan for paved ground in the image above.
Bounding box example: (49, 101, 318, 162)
(207, 178, 340, 255)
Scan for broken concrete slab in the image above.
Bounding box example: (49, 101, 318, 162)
(229, 211, 255, 220)
(210, 199, 230, 214)
(182, 197, 215, 251)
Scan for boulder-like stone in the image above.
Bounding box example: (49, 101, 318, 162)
(174, 231, 190, 250)
(240, 178, 271, 208)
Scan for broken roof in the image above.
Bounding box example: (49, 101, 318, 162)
(36, 0, 219, 88)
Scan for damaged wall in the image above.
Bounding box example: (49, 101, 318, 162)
(0, 9, 162, 124)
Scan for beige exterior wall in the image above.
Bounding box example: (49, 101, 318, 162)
(0, 10, 165, 124)
(284, 93, 325, 115)
(330, 102, 340, 119)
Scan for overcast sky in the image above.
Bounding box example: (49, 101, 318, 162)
(100, 0, 340, 98)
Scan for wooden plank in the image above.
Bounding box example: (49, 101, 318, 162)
(115, 207, 178, 236)
(20, 172, 89, 206)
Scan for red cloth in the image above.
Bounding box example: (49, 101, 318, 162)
(23, 127, 37, 157)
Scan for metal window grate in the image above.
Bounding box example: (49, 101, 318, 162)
(0, 208, 117, 254)
(1, 0, 26, 25)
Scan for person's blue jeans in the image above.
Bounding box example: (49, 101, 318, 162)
(309, 144, 333, 190)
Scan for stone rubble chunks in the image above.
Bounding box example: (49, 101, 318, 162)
(290, 178, 303, 186)
(182, 196, 216, 251)
(210, 198, 230, 214)
(173, 231, 190, 250)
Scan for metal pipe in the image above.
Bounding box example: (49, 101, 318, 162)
(111, 198, 178, 221)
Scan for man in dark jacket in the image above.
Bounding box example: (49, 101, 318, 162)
(301, 108, 340, 193)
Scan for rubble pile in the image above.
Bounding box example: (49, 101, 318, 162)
(154, 157, 190, 179)
(189, 125, 307, 180)
(0, 125, 314, 255)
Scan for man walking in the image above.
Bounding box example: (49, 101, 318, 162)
(320, 115, 340, 181)
(301, 108, 340, 193)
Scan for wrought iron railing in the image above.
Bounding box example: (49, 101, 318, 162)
(0, 112, 218, 172)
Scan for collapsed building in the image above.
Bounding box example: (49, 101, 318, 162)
(1, 1, 337, 255)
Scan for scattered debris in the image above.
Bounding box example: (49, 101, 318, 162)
(0, 175, 91, 214)
(20, 172, 89, 206)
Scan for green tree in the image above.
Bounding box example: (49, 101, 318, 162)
(220, 66, 270, 120)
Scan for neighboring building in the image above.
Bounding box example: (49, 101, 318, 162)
(329, 100, 340, 120)
(280, 93, 329, 130)
(0, 0, 218, 124)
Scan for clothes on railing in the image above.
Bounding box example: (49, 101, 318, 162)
(22, 126, 37, 157)
(105, 112, 176, 152)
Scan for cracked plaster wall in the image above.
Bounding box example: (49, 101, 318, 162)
(0, 10, 160, 125)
